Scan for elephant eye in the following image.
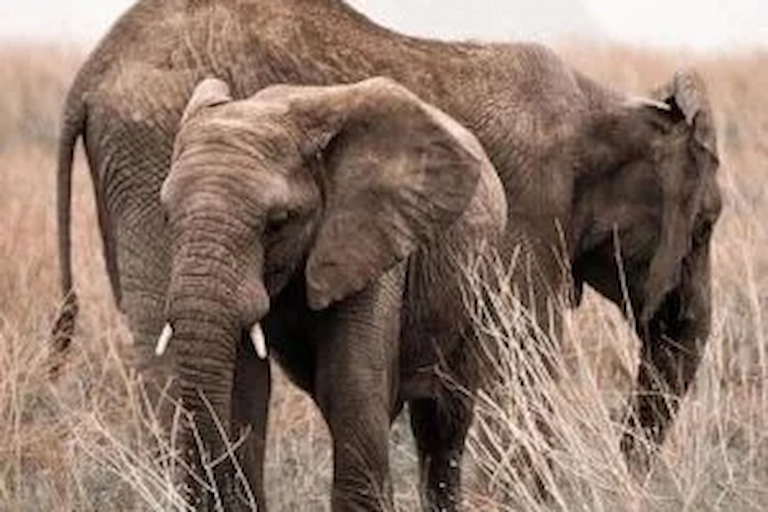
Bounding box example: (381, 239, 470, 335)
(265, 210, 293, 237)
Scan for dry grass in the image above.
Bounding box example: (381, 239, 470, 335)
(0, 42, 765, 511)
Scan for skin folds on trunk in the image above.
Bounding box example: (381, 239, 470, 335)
(165, 215, 269, 509)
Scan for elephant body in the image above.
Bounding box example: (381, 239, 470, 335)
(55, 0, 722, 510)
(157, 77, 506, 510)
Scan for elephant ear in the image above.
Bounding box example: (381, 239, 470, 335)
(180, 78, 233, 125)
(652, 69, 718, 162)
(292, 78, 491, 310)
(640, 69, 719, 325)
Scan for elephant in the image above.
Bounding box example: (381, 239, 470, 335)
(156, 75, 505, 510)
(52, 0, 721, 509)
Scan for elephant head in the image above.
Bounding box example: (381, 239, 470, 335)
(157, 76, 496, 502)
(571, 70, 722, 447)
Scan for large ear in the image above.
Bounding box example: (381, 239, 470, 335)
(180, 77, 233, 125)
(652, 69, 718, 162)
(638, 69, 718, 326)
(284, 78, 492, 310)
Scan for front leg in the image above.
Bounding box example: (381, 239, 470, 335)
(313, 272, 403, 512)
(408, 339, 478, 512)
(410, 395, 473, 512)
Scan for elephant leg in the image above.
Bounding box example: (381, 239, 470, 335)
(317, 359, 394, 511)
(409, 393, 473, 512)
(89, 110, 177, 406)
(406, 337, 478, 512)
(313, 279, 402, 511)
(118, 234, 173, 408)
(316, 342, 396, 511)
(232, 333, 271, 510)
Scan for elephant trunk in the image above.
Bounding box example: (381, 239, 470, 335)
(164, 211, 268, 507)
(635, 242, 712, 443)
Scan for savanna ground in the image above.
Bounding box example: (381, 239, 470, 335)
(0, 41, 766, 511)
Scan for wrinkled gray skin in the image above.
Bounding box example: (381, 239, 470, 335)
(53, 0, 721, 510)
(160, 76, 505, 510)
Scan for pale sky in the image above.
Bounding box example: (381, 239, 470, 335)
(0, 0, 766, 50)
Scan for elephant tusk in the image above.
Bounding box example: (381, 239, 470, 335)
(250, 323, 267, 359)
(625, 96, 671, 111)
(155, 323, 173, 356)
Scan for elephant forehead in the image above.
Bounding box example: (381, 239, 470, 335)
(176, 111, 303, 174)
(168, 154, 295, 209)
(169, 128, 308, 211)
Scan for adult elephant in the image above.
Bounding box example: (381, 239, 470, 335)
(53, 0, 721, 509)
(156, 76, 505, 511)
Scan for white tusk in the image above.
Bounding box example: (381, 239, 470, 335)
(625, 96, 671, 111)
(250, 323, 267, 359)
(156, 323, 173, 356)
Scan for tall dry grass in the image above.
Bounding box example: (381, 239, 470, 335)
(0, 42, 765, 511)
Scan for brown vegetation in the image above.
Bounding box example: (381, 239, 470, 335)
(0, 42, 765, 510)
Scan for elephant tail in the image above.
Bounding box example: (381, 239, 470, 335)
(50, 91, 86, 374)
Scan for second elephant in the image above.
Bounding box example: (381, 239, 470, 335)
(158, 77, 506, 511)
